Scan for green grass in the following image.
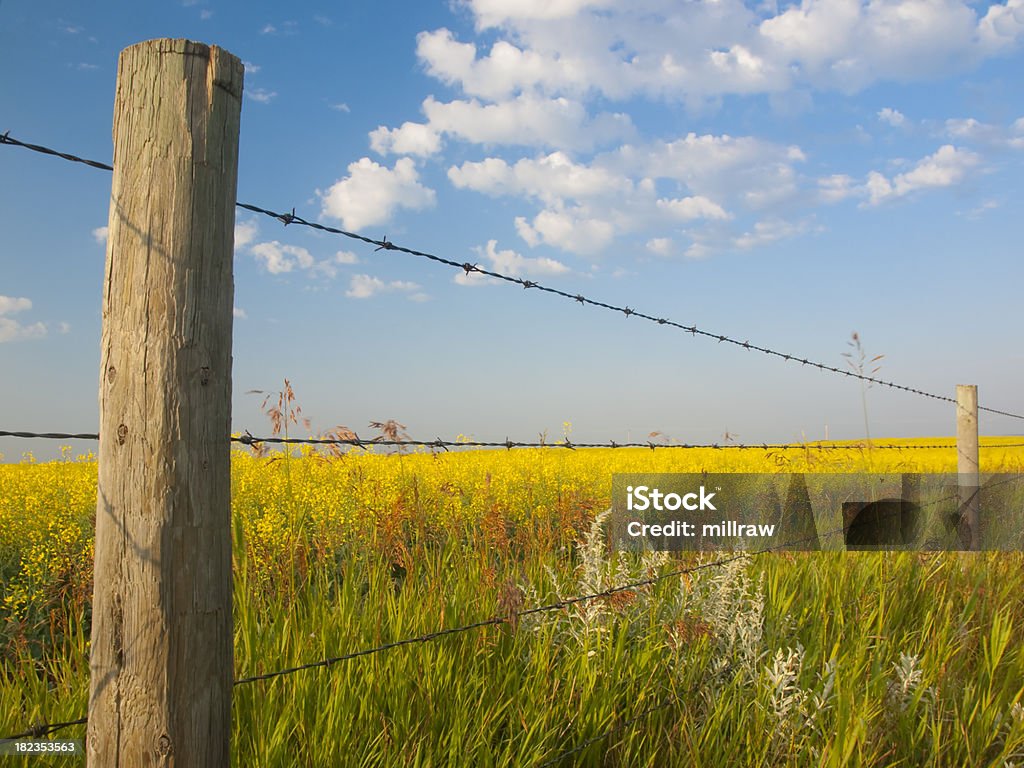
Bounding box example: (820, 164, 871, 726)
(4, 522, 1024, 766)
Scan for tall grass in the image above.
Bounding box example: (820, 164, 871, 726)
(1, 443, 1024, 765)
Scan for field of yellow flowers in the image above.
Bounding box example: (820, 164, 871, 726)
(2, 439, 1024, 765)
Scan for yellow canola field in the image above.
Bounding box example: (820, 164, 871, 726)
(2, 438, 1022, 624)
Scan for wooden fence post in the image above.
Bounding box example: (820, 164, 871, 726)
(956, 384, 980, 551)
(89, 39, 242, 767)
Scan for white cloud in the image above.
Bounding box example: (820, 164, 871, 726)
(370, 94, 633, 156)
(864, 144, 981, 205)
(247, 88, 277, 104)
(251, 241, 315, 274)
(234, 219, 258, 251)
(0, 296, 32, 316)
(448, 133, 802, 254)
(260, 23, 276, 34)
(656, 196, 729, 221)
(978, 0, 1024, 53)
(514, 209, 615, 254)
(233, 307, 247, 319)
(345, 274, 422, 299)
(0, 296, 46, 343)
(331, 102, 351, 113)
(370, 122, 442, 157)
(415, 1, 1015, 103)
(818, 174, 857, 203)
(242, 61, 261, 74)
(733, 218, 809, 249)
(646, 237, 673, 256)
(449, 151, 631, 204)
(320, 157, 436, 231)
(477, 239, 569, 277)
(200, 9, 212, 20)
(234, 220, 355, 279)
(58, 322, 71, 334)
(430, 94, 632, 151)
(945, 117, 1024, 149)
(878, 107, 906, 127)
(92, 226, 108, 245)
(469, 0, 611, 28)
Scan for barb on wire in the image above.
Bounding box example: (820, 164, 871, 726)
(4, 132, 1023, 422)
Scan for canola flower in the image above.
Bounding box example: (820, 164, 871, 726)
(1, 438, 1022, 640)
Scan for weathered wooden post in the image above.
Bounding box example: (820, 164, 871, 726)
(956, 384, 980, 551)
(89, 39, 242, 766)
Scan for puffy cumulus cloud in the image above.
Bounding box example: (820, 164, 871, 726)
(655, 196, 730, 221)
(250, 243, 358, 279)
(733, 218, 811, 249)
(92, 226, 109, 245)
(234, 219, 259, 252)
(597, 133, 804, 221)
(454, 239, 570, 285)
(321, 157, 436, 231)
(878, 107, 906, 127)
(944, 116, 1024, 149)
(251, 241, 315, 274)
(0, 296, 32, 316)
(371, 95, 633, 156)
(233, 307, 248, 319)
(415, 1, 1020, 103)
(608, 133, 804, 194)
(863, 144, 981, 205)
(645, 237, 674, 256)
(760, 0, 981, 89)
(469, 0, 613, 28)
(514, 209, 616, 254)
(817, 174, 858, 203)
(422, 94, 633, 151)
(978, 0, 1024, 52)
(237, 219, 357, 279)
(345, 274, 423, 299)
(369, 122, 442, 157)
(246, 88, 277, 104)
(483, 239, 568, 275)
(447, 132, 807, 255)
(448, 151, 632, 204)
(0, 296, 46, 343)
(816, 145, 982, 207)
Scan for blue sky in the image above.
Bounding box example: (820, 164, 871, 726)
(2, 0, 1023, 460)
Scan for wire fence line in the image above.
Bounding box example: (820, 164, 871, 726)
(3, 131, 1023, 422)
(3, 428, 1024, 452)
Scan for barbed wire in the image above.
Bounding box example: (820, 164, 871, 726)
(3, 132, 1022, 422)
(0, 717, 87, 744)
(0, 132, 112, 171)
(4, 428, 1024, 451)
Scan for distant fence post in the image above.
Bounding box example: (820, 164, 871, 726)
(956, 384, 980, 551)
(88, 39, 242, 766)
